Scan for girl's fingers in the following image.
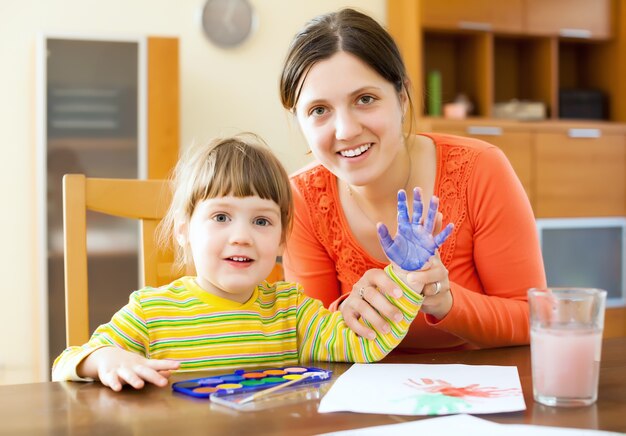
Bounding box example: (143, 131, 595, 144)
(433, 211, 443, 235)
(412, 187, 423, 225)
(117, 367, 145, 390)
(101, 370, 123, 392)
(134, 365, 170, 387)
(434, 223, 454, 247)
(376, 223, 393, 252)
(424, 196, 439, 234)
(396, 190, 410, 223)
(145, 359, 180, 371)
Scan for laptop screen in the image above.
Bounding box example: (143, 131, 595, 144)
(536, 217, 626, 307)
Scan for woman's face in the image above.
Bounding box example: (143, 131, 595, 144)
(294, 51, 406, 186)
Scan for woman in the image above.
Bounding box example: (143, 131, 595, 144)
(279, 8, 546, 351)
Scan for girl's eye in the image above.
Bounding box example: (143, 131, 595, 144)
(310, 106, 327, 117)
(213, 214, 230, 223)
(358, 95, 375, 105)
(254, 217, 270, 227)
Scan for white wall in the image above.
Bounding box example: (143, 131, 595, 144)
(0, 0, 386, 383)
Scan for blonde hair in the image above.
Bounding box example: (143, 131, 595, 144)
(157, 133, 293, 272)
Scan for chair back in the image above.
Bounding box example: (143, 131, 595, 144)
(62, 174, 175, 346)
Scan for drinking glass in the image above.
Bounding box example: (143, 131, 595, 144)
(528, 288, 606, 407)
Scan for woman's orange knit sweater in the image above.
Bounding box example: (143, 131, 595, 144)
(284, 133, 546, 351)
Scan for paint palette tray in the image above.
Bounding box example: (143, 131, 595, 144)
(172, 366, 333, 411)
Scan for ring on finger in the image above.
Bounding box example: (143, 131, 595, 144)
(358, 287, 366, 299)
(433, 281, 441, 295)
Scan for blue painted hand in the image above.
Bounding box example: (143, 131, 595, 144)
(377, 188, 454, 271)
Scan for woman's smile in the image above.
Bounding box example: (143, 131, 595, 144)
(338, 143, 372, 158)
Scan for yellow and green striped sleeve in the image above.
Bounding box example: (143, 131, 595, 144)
(296, 266, 423, 363)
(52, 291, 151, 381)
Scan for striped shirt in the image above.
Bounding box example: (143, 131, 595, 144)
(52, 276, 423, 381)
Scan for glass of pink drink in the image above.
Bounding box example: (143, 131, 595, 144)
(529, 288, 606, 407)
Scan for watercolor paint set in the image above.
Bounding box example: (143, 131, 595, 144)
(172, 366, 333, 411)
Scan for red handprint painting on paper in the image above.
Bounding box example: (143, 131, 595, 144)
(395, 378, 522, 415)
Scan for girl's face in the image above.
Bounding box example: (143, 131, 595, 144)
(177, 195, 283, 303)
(295, 51, 406, 187)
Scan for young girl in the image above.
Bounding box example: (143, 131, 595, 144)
(52, 133, 450, 392)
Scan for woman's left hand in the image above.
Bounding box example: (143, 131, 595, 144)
(406, 254, 453, 320)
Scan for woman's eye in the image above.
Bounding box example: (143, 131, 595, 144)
(213, 214, 229, 223)
(254, 217, 270, 227)
(358, 95, 375, 105)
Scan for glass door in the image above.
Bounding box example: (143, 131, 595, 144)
(40, 37, 146, 370)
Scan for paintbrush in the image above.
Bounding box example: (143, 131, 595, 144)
(236, 372, 323, 405)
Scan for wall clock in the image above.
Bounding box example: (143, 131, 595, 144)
(201, 0, 256, 48)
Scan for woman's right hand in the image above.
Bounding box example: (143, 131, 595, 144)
(339, 268, 406, 339)
(78, 346, 180, 392)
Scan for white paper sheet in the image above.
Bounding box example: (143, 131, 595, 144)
(318, 414, 624, 436)
(318, 364, 525, 415)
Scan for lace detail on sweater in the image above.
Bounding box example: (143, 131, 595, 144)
(436, 142, 479, 266)
(292, 167, 366, 290)
(291, 137, 480, 289)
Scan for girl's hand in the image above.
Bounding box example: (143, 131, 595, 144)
(339, 268, 404, 340)
(377, 188, 453, 271)
(78, 347, 180, 392)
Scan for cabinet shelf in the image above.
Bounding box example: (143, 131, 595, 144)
(423, 30, 491, 117)
(389, 0, 626, 220)
(391, 0, 625, 123)
(494, 36, 555, 117)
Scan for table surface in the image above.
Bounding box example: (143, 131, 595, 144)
(1, 337, 624, 436)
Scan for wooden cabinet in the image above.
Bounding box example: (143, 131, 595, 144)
(389, 0, 626, 218)
(393, 1, 626, 312)
(525, 0, 612, 39)
(493, 36, 556, 117)
(428, 119, 626, 218)
(422, 31, 492, 117)
(421, 0, 524, 33)
(534, 126, 625, 217)
(420, 0, 612, 39)
(390, 0, 626, 121)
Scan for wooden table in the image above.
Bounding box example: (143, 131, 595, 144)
(1, 337, 624, 435)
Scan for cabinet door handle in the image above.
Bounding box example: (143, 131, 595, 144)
(559, 28, 592, 39)
(459, 21, 492, 31)
(568, 128, 601, 138)
(467, 126, 503, 136)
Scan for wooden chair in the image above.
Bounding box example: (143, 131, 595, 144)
(62, 174, 175, 346)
